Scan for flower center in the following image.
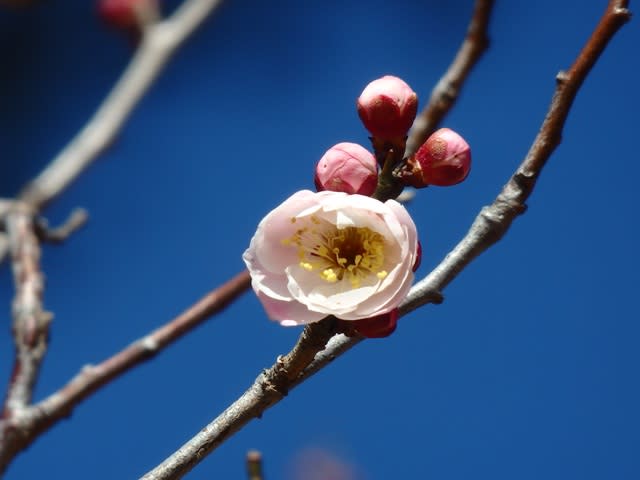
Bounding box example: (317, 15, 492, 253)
(282, 215, 388, 289)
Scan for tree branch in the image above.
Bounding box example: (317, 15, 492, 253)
(0, 270, 250, 474)
(0, 0, 226, 264)
(402, 0, 631, 314)
(139, 2, 631, 479)
(406, 0, 494, 157)
(2, 203, 51, 415)
(0, 202, 52, 471)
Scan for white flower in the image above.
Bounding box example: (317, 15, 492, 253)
(242, 190, 419, 326)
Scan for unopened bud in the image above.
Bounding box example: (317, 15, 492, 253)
(97, 0, 159, 31)
(357, 75, 418, 139)
(351, 309, 399, 338)
(314, 142, 378, 196)
(401, 128, 471, 187)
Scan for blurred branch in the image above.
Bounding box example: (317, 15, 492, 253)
(2, 203, 51, 413)
(34, 208, 89, 244)
(0, 0, 225, 264)
(139, 2, 631, 479)
(246, 450, 264, 480)
(0, 202, 52, 471)
(406, 0, 494, 157)
(0, 270, 250, 475)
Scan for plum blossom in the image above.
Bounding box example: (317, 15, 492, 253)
(243, 190, 419, 326)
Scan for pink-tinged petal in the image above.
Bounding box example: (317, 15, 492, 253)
(320, 193, 389, 215)
(352, 266, 414, 318)
(247, 269, 292, 302)
(251, 190, 317, 273)
(286, 264, 381, 316)
(257, 291, 326, 326)
(384, 199, 418, 249)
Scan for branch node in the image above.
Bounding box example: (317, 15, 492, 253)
(555, 70, 569, 85)
(613, 7, 632, 21)
(139, 335, 160, 353)
(430, 291, 445, 304)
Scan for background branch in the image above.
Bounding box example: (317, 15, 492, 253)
(0, 203, 52, 471)
(2, 204, 49, 413)
(246, 450, 264, 480)
(0, 0, 229, 472)
(0, 270, 250, 474)
(139, 2, 630, 478)
(0, 0, 225, 264)
(405, 0, 494, 157)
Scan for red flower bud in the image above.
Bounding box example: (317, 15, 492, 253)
(314, 142, 378, 196)
(351, 309, 399, 338)
(401, 128, 471, 187)
(97, 0, 158, 31)
(357, 75, 418, 139)
(412, 241, 422, 272)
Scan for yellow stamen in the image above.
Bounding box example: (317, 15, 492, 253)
(283, 217, 388, 289)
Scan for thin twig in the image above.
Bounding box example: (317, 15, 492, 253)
(0, 270, 250, 474)
(34, 208, 89, 244)
(406, 0, 494, 157)
(139, 3, 631, 479)
(0, 0, 225, 264)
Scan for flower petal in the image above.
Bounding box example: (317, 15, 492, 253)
(257, 291, 326, 326)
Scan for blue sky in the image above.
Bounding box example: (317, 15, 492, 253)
(1, 1, 639, 479)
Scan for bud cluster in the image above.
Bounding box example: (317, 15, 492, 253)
(307, 75, 471, 338)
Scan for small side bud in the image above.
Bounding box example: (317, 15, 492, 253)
(357, 75, 418, 140)
(401, 128, 471, 187)
(351, 309, 399, 338)
(314, 142, 378, 196)
(97, 0, 159, 32)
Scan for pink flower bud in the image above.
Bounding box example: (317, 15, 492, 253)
(97, 0, 158, 31)
(314, 142, 378, 196)
(357, 75, 418, 139)
(351, 309, 399, 338)
(402, 128, 471, 187)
